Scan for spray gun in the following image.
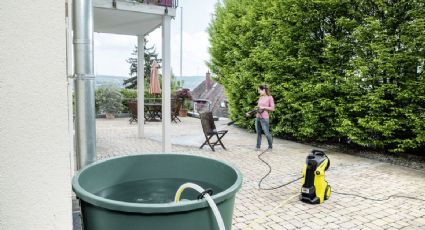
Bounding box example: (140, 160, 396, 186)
(245, 108, 264, 117)
(226, 107, 264, 126)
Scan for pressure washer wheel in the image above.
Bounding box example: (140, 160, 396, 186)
(325, 185, 331, 200)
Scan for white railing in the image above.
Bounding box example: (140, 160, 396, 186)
(115, 0, 178, 8)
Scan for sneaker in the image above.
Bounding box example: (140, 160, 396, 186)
(255, 147, 261, 151)
(267, 147, 273, 152)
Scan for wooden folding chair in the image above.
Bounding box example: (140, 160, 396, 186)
(171, 98, 182, 123)
(199, 112, 228, 151)
(128, 100, 138, 124)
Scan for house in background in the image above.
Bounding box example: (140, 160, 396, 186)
(191, 71, 228, 118)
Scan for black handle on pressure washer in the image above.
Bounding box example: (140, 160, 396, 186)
(311, 149, 330, 171)
(312, 149, 325, 156)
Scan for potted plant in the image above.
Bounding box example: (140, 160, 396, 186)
(175, 88, 192, 117)
(96, 87, 124, 119)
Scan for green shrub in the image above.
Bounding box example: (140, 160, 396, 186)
(120, 88, 137, 113)
(208, 0, 425, 153)
(96, 87, 124, 115)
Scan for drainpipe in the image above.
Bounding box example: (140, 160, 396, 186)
(73, 0, 96, 169)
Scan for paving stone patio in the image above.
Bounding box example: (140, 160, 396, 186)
(89, 117, 425, 229)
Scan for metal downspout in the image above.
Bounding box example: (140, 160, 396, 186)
(73, 0, 96, 169)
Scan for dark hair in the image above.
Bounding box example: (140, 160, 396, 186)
(259, 85, 270, 96)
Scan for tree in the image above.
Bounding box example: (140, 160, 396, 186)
(123, 39, 159, 89)
(123, 38, 183, 92)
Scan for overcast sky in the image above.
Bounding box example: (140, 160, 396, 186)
(94, 0, 219, 77)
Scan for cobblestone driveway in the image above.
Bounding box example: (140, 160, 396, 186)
(95, 117, 425, 229)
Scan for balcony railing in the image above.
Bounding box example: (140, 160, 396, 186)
(115, 0, 178, 8)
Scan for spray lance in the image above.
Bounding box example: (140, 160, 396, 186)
(226, 107, 264, 126)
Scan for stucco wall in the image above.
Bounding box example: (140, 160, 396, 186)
(0, 1, 72, 230)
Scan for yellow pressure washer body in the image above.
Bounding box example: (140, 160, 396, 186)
(300, 150, 331, 204)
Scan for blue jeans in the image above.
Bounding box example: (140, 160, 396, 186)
(255, 118, 273, 149)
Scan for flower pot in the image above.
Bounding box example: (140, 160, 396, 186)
(105, 112, 115, 119)
(179, 109, 188, 117)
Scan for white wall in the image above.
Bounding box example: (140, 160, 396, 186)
(0, 1, 72, 230)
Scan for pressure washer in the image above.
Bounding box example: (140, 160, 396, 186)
(231, 109, 333, 204)
(300, 149, 331, 204)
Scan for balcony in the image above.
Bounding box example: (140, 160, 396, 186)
(133, 0, 179, 8)
(94, 0, 177, 35)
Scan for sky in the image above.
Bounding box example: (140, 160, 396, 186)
(94, 0, 219, 77)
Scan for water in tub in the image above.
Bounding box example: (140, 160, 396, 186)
(96, 178, 223, 204)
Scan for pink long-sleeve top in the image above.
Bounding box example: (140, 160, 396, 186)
(256, 96, 275, 119)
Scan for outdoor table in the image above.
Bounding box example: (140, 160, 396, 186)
(144, 103, 162, 121)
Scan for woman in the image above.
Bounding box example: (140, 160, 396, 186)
(254, 85, 275, 150)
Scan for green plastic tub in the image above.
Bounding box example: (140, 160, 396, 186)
(72, 154, 243, 230)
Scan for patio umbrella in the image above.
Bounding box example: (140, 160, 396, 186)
(149, 60, 161, 95)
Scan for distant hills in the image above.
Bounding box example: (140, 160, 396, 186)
(95, 75, 205, 91)
(95, 75, 128, 88)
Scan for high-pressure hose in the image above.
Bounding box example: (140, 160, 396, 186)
(174, 183, 225, 230)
